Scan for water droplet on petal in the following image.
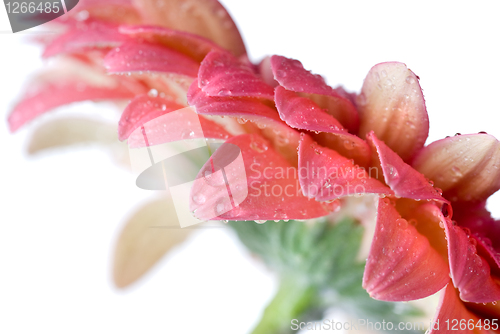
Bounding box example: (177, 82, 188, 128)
(405, 76, 416, 84)
(250, 141, 268, 153)
(192, 194, 206, 204)
(148, 89, 158, 97)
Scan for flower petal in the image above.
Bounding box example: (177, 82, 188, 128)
(367, 131, 449, 205)
(275, 86, 370, 166)
(443, 217, 500, 303)
(187, 80, 300, 165)
(8, 63, 145, 132)
(118, 24, 224, 62)
(412, 134, 500, 203)
(362, 198, 449, 301)
(64, 0, 141, 24)
(429, 283, 484, 334)
(189, 134, 329, 221)
(104, 41, 200, 77)
(131, 0, 246, 57)
(270, 55, 359, 132)
(298, 134, 392, 201)
(43, 20, 128, 58)
(125, 102, 231, 148)
(198, 51, 274, 99)
(27, 117, 116, 154)
(357, 62, 429, 161)
(187, 79, 280, 121)
(113, 196, 193, 288)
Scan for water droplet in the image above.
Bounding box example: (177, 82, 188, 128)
(75, 10, 89, 21)
(405, 76, 416, 84)
(237, 118, 248, 124)
(408, 219, 418, 226)
(250, 141, 268, 153)
(148, 89, 158, 97)
(439, 221, 445, 228)
(451, 166, 463, 178)
(381, 70, 387, 77)
(218, 89, 232, 96)
(396, 218, 408, 229)
(343, 140, 355, 150)
(386, 164, 399, 179)
(255, 220, 266, 224)
(192, 194, 206, 204)
(181, 129, 195, 139)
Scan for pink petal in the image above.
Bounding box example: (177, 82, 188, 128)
(453, 203, 500, 276)
(198, 51, 274, 99)
(104, 41, 200, 77)
(412, 133, 500, 203)
(367, 131, 450, 205)
(429, 283, 484, 334)
(357, 62, 429, 162)
(8, 78, 145, 132)
(362, 198, 450, 301)
(119, 94, 186, 140)
(43, 20, 129, 58)
(275, 86, 370, 166)
(187, 79, 281, 122)
(118, 25, 223, 62)
(127, 104, 231, 148)
(189, 134, 330, 221)
(298, 134, 393, 201)
(270, 55, 359, 132)
(130, 0, 246, 57)
(443, 217, 500, 303)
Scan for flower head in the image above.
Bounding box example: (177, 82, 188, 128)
(8, 0, 500, 329)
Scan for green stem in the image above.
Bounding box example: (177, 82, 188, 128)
(251, 277, 317, 334)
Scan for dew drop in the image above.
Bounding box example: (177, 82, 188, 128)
(396, 218, 408, 229)
(148, 89, 158, 97)
(343, 140, 356, 150)
(405, 76, 416, 84)
(250, 141, 268, 153)
(192, 194, 206, 204)
(255, 220, 266, 224)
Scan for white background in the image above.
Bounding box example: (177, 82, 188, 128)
(1, 1, 500, 333)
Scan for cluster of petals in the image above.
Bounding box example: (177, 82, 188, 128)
(8, 0, 500, 330)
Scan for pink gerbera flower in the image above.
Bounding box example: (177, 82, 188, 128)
(8, 0, 500, 332)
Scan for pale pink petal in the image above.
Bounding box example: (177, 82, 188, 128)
(367, 131, 449, 205)
(119, 25, 223, 62)
(298, 134, 393, 200)
(43, 20, 129, 58)
(275, 86, 370, 166)
(131, 0, 246, 57)
(198, 51, 274, 99)
(189, 134, 330, 221)
(8, 78, 145, 132)
(125, 100, 231, 148)
(363, 198, 450, 301)
(270, 55, 359, 132)
(429, 283, 485, 334)
(357, 62, 429, 161)
(104, 41, 200, 77)
(412, 134, 500, 203)
(257, 56, 279, 88)
(63, 0, 141, 24)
